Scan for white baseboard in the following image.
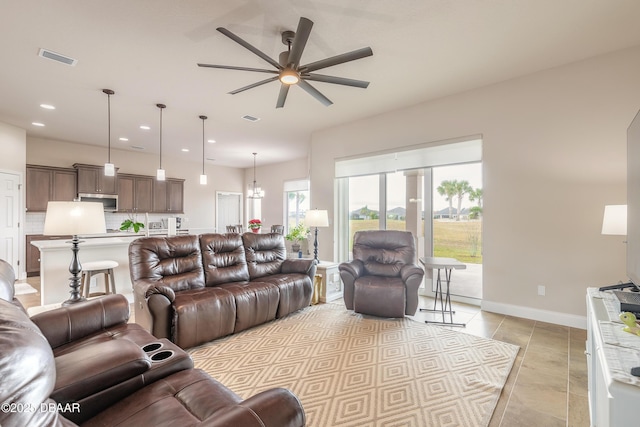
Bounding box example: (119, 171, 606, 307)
(481, 299, 587, 330)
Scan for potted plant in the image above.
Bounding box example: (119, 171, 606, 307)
(120, 215, 145, 233)
(285, 223, 309, 253)
(248, 219, 262, 233)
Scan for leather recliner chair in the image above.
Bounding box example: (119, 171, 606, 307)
(339, 230, 424, 317)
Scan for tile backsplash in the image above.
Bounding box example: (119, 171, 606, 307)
(25, 212, 175, 235)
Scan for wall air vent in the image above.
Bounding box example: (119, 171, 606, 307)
(38, 48, 77, 66)
(241, 115, 260, 122)
(131, 145, 145, 150)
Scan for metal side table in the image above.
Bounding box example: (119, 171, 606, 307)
(419, 257, 467, 327)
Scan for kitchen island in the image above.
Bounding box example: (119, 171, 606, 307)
(31, 235, 142, 306)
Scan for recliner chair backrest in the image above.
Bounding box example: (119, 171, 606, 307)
(353, 230, 416, 277)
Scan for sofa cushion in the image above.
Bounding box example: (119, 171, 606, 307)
(129, 235, 205, 292)
(216, 281, 279, 332)
(173, 287, 236, 348)
(81, 369, 306, 427)
(257, 273, 313, 318)
(353, 276, 406, 317)
(200, 233, 250, 285)
(242, 233, 286, 279)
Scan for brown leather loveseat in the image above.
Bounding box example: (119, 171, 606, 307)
(129, 232, 316, 349)
(0, 259, 306, 427)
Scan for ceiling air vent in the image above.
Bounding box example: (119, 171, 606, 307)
(38, 48, 77, 66)
(241, 115, 260, 122)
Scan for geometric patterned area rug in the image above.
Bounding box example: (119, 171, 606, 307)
(188, 303, 519, 427)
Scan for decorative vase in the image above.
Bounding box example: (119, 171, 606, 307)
(291, 243, 301, 252)
(251, 228, 260, 233)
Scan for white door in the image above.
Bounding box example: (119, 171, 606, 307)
(0, 172, 21, 272)
(216, 192, 242, 232)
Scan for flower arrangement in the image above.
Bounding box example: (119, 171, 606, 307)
(248, 219, 262, 230)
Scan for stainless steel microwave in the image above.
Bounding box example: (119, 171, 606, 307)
(77, 193, 118, 212)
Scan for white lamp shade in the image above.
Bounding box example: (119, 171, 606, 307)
(104, 162, 115, 176)
(602, 204, 627, 235)
(43, 201, 106, 236)
(200, 174, 207, 185)
(156, 168, 166, 181)
(305, 209, 329, 227)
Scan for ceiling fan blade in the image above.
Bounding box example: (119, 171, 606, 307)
(303, 73, 370, 88)
(229, 76, 279, 95)
(276, 84, 290, 109)
(300, 47, 373, 73)
(287, 17, 313, 68)
(198, 63, 279, 74)
(217, 27, 283, 70)
(297, 80, 333, 107)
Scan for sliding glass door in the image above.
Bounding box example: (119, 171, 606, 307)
(336, 137, 483, 302)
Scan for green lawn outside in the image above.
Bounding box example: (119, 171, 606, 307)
(349, 219, 482, 264)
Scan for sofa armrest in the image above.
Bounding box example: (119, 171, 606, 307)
(339, 259, 364, 279)
(144, 284, 176, 302)
(52, 339, 151, 404)
(201, 387, 305, 427)
(31, 294, 130, 349)
(282, 258, 316, 278)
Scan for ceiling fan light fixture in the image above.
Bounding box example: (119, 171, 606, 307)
(279, 68, 300, 85)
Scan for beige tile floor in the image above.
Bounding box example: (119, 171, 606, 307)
(17, 278, 589, 427)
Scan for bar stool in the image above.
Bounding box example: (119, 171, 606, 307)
(81, 260, 118, 298)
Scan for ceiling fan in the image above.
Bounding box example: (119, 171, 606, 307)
(197, 17, 373, 108)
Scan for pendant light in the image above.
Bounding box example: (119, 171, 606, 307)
(103, 89, 115, 176)
(249, 152, 264, 199)
(156, 103, 166, 181)
(199, 115, 207, 185)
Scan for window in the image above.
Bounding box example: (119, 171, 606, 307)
(284, 179, 309, 233)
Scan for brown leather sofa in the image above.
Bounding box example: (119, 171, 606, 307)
(339, 230, 424, 317)
(129, 232, 316, 349)
(0, 259, 306, 427)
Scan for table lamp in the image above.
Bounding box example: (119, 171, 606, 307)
(601, 204, 627, 236)
(304, 209, 329, 264)
(43, 201, 106, 305)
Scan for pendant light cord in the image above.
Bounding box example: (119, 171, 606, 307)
(107, 93, 111, 163)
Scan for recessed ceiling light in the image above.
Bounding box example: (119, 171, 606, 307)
(140, 125, 150, 130)
(32, 122, 45, 127)
(208, 139, 216, 143)
(119, 137, 129, 142)
(40, 104, 55, 110)
(181, 148, 189, 152)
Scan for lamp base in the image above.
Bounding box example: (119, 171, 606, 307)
(62, 236, 87, 305)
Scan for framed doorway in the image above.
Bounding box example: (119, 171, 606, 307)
(216, 192, 243, 233)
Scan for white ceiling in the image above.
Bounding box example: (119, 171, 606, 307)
(2, 0, 640, 168)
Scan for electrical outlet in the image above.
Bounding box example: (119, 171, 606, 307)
(537, 285, 546, 296)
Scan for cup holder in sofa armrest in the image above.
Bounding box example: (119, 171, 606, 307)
(142, 342, 163, 352)
(150, 350, 174, 362)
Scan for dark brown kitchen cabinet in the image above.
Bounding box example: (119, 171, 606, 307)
(118, 174, 153, 213)
(152, 178, 184, 213)
(26, 165, 77, 212)
(74, 163, 117, 194)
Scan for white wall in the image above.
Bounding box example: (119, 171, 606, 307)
(27, 137, 245, 231)
(310, 46, 640, 325)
